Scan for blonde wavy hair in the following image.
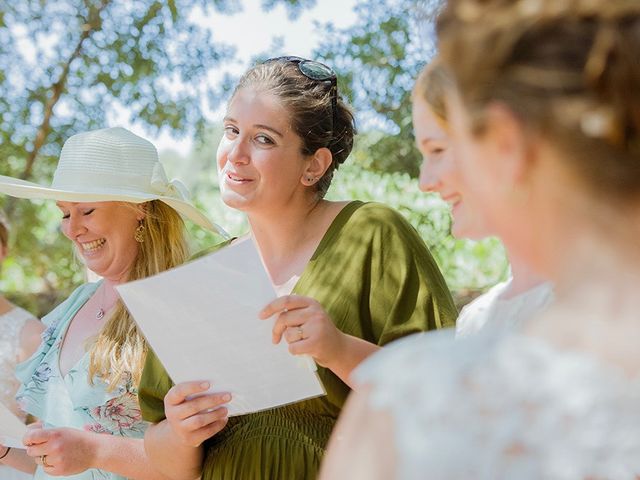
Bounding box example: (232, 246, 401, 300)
(413, 58, 454, 127)
(88, 200, 189, 391)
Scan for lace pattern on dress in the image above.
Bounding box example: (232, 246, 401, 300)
(0, 306, 36, 421)
(356, 329, 640, 480)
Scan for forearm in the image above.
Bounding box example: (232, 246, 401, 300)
(91, 433, 175, 480)
(326, 334, 381, 389)
(0, 447, 37, 474)
(144, 420, 204, 480)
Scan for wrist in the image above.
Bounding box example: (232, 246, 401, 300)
(321, 331, 350, 371)
(0, 445, 10, 461)
(82, 431, 102, 470)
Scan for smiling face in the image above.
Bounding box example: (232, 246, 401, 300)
(57, 201, 143, 282)
(216, 87, 313, 214)
(413, 95, 491, 240)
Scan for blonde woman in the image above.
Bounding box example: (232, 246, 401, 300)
(323, 0, 640, 478)
(413, 61, 553, 336)
(0, 127, 226, 479)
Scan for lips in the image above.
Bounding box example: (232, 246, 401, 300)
(441, 194, 462, 207)
(225, 171, 253, 183)
(81, 238, 106, 252)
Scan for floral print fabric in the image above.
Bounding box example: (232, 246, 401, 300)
(15, 281, 147, 480)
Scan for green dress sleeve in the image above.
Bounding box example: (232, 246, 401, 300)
(138, 238, 235, 423)
(138, 348, 173, 423)
(364, 203, 457, 344)
(294, 201, 456, 346)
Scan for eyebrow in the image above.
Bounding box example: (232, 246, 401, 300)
(223, 116, 284, 138)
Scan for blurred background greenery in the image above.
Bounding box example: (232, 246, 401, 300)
(0, 0, 507, 317)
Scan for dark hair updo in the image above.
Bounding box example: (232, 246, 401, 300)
(232, 59, 357, 197)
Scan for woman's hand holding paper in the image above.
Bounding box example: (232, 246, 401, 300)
(23, 423, 96, 475)
(164, 381, 231, 447)
(260, 295, 347, 369)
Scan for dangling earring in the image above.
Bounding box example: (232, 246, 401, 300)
(134, 220, 146, 243)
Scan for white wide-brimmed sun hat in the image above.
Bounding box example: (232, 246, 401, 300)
(0, 127, 228, 237)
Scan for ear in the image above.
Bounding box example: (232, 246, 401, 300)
(483, 103, 535, 186)
(301, 148, 333, 186)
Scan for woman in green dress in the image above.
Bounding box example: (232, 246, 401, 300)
(139, 56, 457, 480)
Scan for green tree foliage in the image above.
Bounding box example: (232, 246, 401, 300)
(314, 0, 442, 177)
(0, 0, 311, 315)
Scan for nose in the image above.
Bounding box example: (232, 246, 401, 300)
(227, 136, 250, 165)
(63, 213, 87, 240)
(418, 157, 441, 193)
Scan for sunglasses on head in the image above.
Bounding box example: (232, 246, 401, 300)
(265, 55, 338, 134)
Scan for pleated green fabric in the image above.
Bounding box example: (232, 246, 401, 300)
(139, 201, 457, 479)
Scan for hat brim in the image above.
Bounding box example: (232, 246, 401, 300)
(0, 175, 229, 238)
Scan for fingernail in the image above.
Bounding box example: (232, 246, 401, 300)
(200, 381, 210, 389)
(222, 394, 231, 402)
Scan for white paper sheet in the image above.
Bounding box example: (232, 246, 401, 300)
(117, 238, 325, 416)
(0, 402, 26, 449)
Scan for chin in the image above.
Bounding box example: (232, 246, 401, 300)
(452, 221, 488, 241)
(221, 192, 252, 212)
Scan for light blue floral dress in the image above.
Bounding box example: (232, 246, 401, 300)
(16, 282, 148, 480)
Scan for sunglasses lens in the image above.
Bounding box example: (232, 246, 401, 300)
(299, 61, 334, 81)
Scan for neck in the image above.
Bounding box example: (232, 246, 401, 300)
(98, 278, 123, 309)
(248, 197, 326, 264)
(502, 249, 548, 300)
(540, 196, 640, 299)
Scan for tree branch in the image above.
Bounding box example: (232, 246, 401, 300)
(19, 0, 112, 182)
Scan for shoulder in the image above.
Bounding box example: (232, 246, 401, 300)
(355, 332, 640, 478)
(41, 282, 97, 324)
(346, 202, 412, 228)
(456, 280, 510, 336)
(341, 201, 424, 247)
(355, 328, 494, 394)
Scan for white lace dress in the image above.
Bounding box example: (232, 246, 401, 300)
(0, 306, 38, 480)
(456, 279, 554, 336)
(356, 328, 640, 480)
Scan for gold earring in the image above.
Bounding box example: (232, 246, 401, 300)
(134, 221, 145, 243)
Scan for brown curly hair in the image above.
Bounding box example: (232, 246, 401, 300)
(437, 0, 640, 199)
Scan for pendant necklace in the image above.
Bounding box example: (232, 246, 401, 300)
(96, 284, 108, 320)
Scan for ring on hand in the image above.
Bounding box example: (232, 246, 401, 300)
(296, 326, 304, 341)
(41, 454, 51, 468)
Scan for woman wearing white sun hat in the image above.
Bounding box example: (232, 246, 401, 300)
(0, 127, 227, 480)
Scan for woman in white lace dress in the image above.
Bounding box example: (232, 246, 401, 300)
(413, 61, 553, 335)
(0, 213, 44, 478)
(321, 1, 640, 478)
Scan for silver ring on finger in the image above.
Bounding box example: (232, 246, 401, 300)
(296, 326, 304, 341)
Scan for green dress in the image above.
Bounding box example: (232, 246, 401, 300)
(138, 201, 457, 479)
